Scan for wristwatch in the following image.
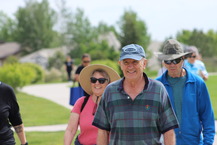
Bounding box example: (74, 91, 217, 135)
(21, 142, 28, 145)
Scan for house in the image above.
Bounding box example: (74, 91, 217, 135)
(0, 42, 21, 65)
(146, 41, 162, 71)
(19, 46, 69, 69)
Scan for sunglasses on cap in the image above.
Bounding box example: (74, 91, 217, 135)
(90, 77, 108, 84)
(164, 57, 183, 65)
(188, 55, 196, 58)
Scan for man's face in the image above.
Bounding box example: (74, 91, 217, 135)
(119, 58, 147, 80)
(163, 57, 184, 77)
(82, 57, 91, 67)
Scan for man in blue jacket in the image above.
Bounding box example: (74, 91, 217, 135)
(156, 39, 215, 145)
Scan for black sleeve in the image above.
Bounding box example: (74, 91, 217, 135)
(5, 84, 23, 126)
(75, 65, 84, 74)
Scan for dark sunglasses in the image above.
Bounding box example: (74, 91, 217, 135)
(188, 55, 196, 58)
(90, 77, 108, 84)
(83, 61, 90, 63)
(164, 57, 183, 65)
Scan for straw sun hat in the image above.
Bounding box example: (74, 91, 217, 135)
(79, 64, 120, 95)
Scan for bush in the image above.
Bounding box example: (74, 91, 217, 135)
(44, 68, 63, 83)
(48, 51, 65, 70)
(4, 56, 19, 64)
(22, 63, 45, 83)
(0, 63, 36, 90)
(91, 59, 121, 75)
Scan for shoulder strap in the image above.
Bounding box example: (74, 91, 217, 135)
(80, 96, 90, 112)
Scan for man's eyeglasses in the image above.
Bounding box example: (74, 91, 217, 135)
(188, 55, 196, 58)
(90, 77, 108, 84)
(164, 58, 183, 65)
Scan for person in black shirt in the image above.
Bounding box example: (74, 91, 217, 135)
(0, 82, 28, 145)
(74, 53, 91, 97)
(64, 56, 74, 81)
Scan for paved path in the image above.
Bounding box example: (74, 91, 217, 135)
(21, 83, 217, 144)
(21, 82, 72, 110)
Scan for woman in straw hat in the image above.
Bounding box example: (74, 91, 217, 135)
(64, 64, 120, 145)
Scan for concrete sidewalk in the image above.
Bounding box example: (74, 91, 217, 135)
(12, 124, 68, 132)
(21, 82, 217, 143)
(21, 82, 73, 110)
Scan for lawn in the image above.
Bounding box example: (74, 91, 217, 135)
(17, 92, 70, 126)
(14, 131, 80, 145)
(14, 92, 72, 144)
(206, 75, 217, 119)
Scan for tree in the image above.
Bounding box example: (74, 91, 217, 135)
(15, 0, 58, 54)
(176, 29, 217, 57)
(67, 8, 97, 51)
(48, 51, 65, 70)
(54, 0, 74, 46)
(80, 40, 119, 61)
(118, 10, 151, 53)
(96, 22, 118, 36)
(0, 11, 16, 41)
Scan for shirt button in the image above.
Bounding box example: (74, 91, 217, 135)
(127, 96, 130, 99)
(179, 131, 181, 134)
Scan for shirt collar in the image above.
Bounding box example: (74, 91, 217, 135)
(118, 73, 149, 92)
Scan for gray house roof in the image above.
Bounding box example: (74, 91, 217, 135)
(19, 46, 69, 69)
(0, 42, 21, 59)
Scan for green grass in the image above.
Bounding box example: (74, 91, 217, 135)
(14, 131, 80, 145)
(14, 92, 75, 144)
(17, 92, 70, 126)
(15, 131, 64, 145)
(206, 75, 217, 119)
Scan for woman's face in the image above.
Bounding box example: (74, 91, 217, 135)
(187, 53, 197, 64)
(91, 72, 109, 97)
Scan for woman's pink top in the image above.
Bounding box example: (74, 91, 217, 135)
(72, 96, 97, 145)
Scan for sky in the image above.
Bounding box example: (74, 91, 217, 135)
(1, 0, 217, 41)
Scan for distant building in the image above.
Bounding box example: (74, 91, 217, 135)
(98, 31, 121, 51)
(0, 42, 21, 65)
(19, 46, 68, 69)
(146, 41, 162, 71)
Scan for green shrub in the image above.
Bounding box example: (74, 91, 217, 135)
(44, 68, 62, 83)
(4, 56, 19, 64)
(22, 63, 45, 83)
(48, 51, 65, 70)
(0, 63, 36, 90)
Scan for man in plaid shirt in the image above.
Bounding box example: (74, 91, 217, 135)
(93, 44, 179, 145)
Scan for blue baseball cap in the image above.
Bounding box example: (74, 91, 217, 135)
(119, 44, 146, 61)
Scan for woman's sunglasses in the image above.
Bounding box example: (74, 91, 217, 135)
(90, 77, 108, 84)
(188, 55, 196, 58)
(164, 57, 183, 65)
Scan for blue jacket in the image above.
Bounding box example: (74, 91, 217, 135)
(156, 69, 215, 145)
